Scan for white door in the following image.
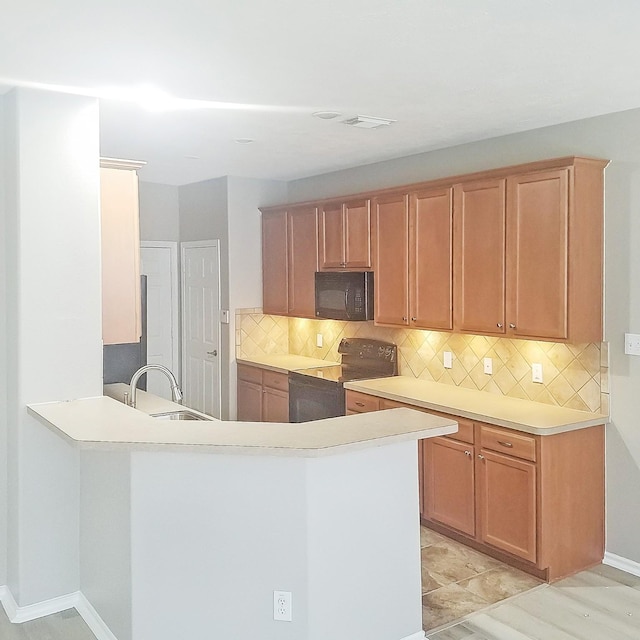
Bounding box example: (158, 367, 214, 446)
(140, 242, 179, 399)
(181, 241, 221, 418)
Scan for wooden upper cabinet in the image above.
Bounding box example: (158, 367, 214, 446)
(410, 187, 454, 330)
(505, 161, 605, 343)
(262, 209, 289, 316)
(372, 193, 410, 326)
(262, 206, 318, 318)
(318, 198, 372, 270)
(287, 206, 318, 318)
(101, 165, 142, 345)
(454, 179, 507, 335)
(507, 170, 569, 340)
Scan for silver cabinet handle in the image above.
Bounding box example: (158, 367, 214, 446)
(497, 323, 503, 328)
(464, 450, 472, 457)
(411, 317, 417, 322)
(509, 323, 516, 329)
(207, 350, 218, 356)
(355, 402, 365, 407)
(497, 440, 513, 448)
(478, 454, 485, 460)
(402, 316, 408, 321)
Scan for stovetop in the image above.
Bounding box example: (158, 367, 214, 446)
(293, 338, 398, 384)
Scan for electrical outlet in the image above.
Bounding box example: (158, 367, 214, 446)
(483, 357, 493, 375)
(443, 351, 453, 369)
(273, 590, 292, 622)
(316, 333, 323, 348)
(624, 333, 640, 355)
(532, 363, 543, 383)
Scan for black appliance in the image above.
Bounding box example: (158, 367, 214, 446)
(314, 271, 374, 321)
(289, 337, 397, 422)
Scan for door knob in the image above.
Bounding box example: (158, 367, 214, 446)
(207, 350, 218, 356)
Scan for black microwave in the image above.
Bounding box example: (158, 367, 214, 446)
(314, 271, 374, 321)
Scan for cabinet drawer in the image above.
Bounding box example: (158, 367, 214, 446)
(262, 370, 289, 392)
(237, 364, 263, 384)
(346, 391, 380, 413)
(480, 424, 536, 462)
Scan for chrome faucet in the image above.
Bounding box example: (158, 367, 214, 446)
(128, 364, 183, 408)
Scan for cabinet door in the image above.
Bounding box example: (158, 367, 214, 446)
(318, 203, 345, 269)
(344, 199, 372, 268)
(424, 436, 476, 537)
(410, 187, 454, 330)
(237, 379, 263, 422)
(506, 169, 569, 340)
(373, 193, 410, 326)
(263, 388, 289, 423)
(101, 167, 142, 344)
(288, 206, 318, 318)
(454, 179, 506, 335)
(477, 449, 537, 563)
(262, 210, 288, 315)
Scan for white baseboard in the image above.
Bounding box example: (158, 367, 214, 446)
(402, 632, 426, 640)
(0, 586, 79, 623)
(604, 551, 640, 577)
(0, 585, 117, 640)
(75, 592, 119, 640)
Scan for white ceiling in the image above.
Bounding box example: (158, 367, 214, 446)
(2, 0, 640, 186)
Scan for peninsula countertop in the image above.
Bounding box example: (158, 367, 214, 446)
(344, 376, 608, 435)
(27, 384, 458, 457)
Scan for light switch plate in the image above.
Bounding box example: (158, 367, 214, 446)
(220, 309, 230, 324)
(483, 357, 493, 375)
(443, 351, 453, 369)
(624, 333, 640, 355)
(316, 333, 323, 348)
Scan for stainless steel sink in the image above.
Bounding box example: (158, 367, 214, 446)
(150, 410, 213, 421)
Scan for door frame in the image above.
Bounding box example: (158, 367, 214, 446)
(180, 239, 222, 416)
(140, 240, 180, 382)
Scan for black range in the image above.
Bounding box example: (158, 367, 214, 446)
(288, 338, 398, 422)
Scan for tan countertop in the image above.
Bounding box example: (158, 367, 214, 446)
(237, 354, 339, 373)
(27, 383, 457, 457)
(344, 376, 608, 435)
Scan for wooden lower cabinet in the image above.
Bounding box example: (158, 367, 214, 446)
(237, 364, 289, 422)
(345, 389, 605, 582)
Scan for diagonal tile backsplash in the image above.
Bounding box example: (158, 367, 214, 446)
(236, 309, 608, 413)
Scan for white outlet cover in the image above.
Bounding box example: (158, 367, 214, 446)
(273, 590, 292, 622)
(443, 351, 453, 369)
(624, 333, 640, 356)
(532, 363, 543, 383)
(316, 333, 323, 348)
(483, 357, 492, 375)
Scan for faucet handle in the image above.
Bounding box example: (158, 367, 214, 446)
(123, 391, 130, 406)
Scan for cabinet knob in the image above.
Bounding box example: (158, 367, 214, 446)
(411, 317, 417, 322)
(464, 450, 472, 457)
(402, 316, 408, 322)
(496, 323, 503, 328)
(340, 262, 346, 267)
(478, 454, 485, 460)
(509, 323, 516, 329)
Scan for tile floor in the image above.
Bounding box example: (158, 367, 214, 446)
(421, 525, 543, 633)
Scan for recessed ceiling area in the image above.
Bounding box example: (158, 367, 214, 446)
(2, 0, 640, 185)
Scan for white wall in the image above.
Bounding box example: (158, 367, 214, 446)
(3, 88, 103, 605)
(0, 94, 8, 587)
(80, 451, 132, 640)
(138, 181, 180, 242)
(227, 177, 287, 419)
(288, 108, 640, 565)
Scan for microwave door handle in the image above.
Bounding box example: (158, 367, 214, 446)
(344, 286, 352, 320)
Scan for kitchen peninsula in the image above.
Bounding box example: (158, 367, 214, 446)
(27, 391, 456, 640)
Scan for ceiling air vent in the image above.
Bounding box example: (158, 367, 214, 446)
(342, 115, 395, 129)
